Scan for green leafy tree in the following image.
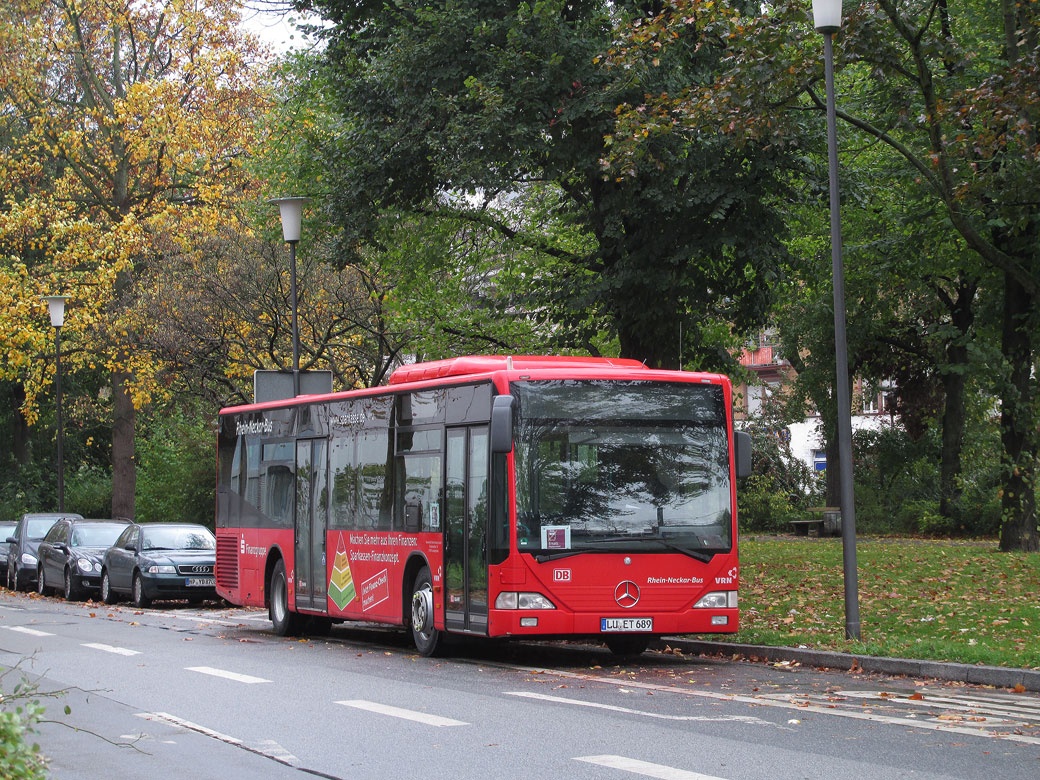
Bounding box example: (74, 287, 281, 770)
(604, 0, 1039, 550)
(298, 0, 794, 369)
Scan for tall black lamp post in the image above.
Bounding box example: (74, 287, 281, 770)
(813, 0, 860, 641)
(268, 197, 309, 397)
(43, 295, 69, 513)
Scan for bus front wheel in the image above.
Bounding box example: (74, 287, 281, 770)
(410, 567, 442, 657)
(270, 559, 304, 637)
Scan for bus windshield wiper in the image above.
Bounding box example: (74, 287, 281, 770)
(647, 540, 715, 563)
(532, 548, 621, 563)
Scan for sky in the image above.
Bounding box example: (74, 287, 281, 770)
(239, 2, 324, 54)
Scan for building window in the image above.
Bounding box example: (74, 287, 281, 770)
(812, 449, 827, 472)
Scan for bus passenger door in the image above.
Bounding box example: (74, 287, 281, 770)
(295, 438, 329, 613)
(444, 426, 489, 634)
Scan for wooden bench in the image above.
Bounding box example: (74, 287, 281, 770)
(791, 507, 842, 536)
(789, 519, 824, 536)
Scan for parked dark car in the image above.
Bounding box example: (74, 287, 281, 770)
(101, 523, 216, 607)
(6, 513, 83, 591)
(37, 518, 130, 600)
(0, 521, 16, 584)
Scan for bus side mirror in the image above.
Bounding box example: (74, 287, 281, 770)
(491, 395, 515, 454)
(735, 431, 752, 479)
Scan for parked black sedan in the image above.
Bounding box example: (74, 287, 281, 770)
(0, 520, 16, 585)
(37, 518, 130, 600)
(101, 523, 216, 607)
(6, 512, 83, 591)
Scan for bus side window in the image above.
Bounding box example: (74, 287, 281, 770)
(330, 432, 358, 530)
(265, 464, 294, 528)
(358, 427, 392, 530)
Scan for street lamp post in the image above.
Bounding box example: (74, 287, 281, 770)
(43, 295, 69, 513)
(268, 197, 310, 397)
(813, 0, 861, 641)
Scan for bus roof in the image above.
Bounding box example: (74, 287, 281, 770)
(386, 355, 647, 385)
(220, 355, 729, 415)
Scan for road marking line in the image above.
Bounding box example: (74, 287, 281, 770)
(3, 626, 54, 637)
(837, 690, 1040, 719)
(336, 699, 469, 727)
(168, 614, 244, 627)
(186, 666, 271, 684)
(505, 691, 769, 725)
(136, 713, 299, 765)
(498, 664, 1040, 747)
(575, 755, 728, 780)
(82, 642, 140, 656)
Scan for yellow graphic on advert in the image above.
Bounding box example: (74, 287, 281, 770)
(329, 535, 356, 609)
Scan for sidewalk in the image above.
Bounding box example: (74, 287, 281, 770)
(659, 637, 1040, 693)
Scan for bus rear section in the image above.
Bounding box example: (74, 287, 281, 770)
(214, 356, 748, 656)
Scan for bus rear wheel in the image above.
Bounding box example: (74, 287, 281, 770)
(605, 635, 650, 657)
(410, 566, 442, 657)
(269, 559, 304, 637)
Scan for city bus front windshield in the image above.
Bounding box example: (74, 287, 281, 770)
(513, 380, 732, 558)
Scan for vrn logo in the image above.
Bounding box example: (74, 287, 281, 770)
(715, 566, 738, 585)
(553, 569, 572, 582)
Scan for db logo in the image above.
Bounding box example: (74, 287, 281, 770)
(553, 569, 572, 582)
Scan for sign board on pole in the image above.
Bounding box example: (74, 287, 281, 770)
(253, 370, 333, 404)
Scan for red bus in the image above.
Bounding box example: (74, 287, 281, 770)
(215, 355, 751, 656)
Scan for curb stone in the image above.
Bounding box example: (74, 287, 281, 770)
(657, 638, 1040, 693)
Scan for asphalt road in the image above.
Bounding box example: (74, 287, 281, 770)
(2, 589, 1038, 780)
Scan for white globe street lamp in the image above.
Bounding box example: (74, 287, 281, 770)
(268, 197, 310, 396)
(812, 0, 861, 641)
(43, 295, 69, 512)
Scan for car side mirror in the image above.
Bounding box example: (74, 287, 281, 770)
(125, 544, 137, 553)
(57, 543, 69, 554)
(5, 536, 15, 544)
(491, 395, 514, 454)
(734, 431, 752, 479)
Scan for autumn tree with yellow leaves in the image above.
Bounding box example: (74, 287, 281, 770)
(0, 0, 269, 518)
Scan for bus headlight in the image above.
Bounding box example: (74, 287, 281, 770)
(495, 592, 556, 610)
(694, 591, 738, 609)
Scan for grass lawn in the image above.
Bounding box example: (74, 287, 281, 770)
(718, 536, 1040, 669)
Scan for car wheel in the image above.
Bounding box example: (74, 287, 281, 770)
(132, 572, 151, 608)
(101, 571, 119, 605)
(269, 559, 303, 637)
(37, 566, 48, 596)
(63, 567, 83, 601)
(410, 566, 443, 657)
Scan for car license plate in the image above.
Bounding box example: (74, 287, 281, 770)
(601, 617, 653, 632)
(186, 577, 215, 587)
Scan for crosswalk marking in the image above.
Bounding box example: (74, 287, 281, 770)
(505, 691, 769, 725)
(82, 642, 140, 656)
(575, 755, 729, 780)
(336, 699, 469, 727)
(3, 626, 54, 637)
(185, 666, 271, 684)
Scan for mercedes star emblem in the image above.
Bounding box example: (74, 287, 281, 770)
(614, 580, 640, 609)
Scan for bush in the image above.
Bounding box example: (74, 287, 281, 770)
(135, 407, 214, 528)
(0, 672, 48, 780)
(738, 474, 803, 532)
(64, 465, 113, 519)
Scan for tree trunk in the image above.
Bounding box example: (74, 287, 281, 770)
(938, 279, 976, 522)
(7, 383, 30, 466)
(111, 370, 136, 520)
(997, 273, 1039, 552)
